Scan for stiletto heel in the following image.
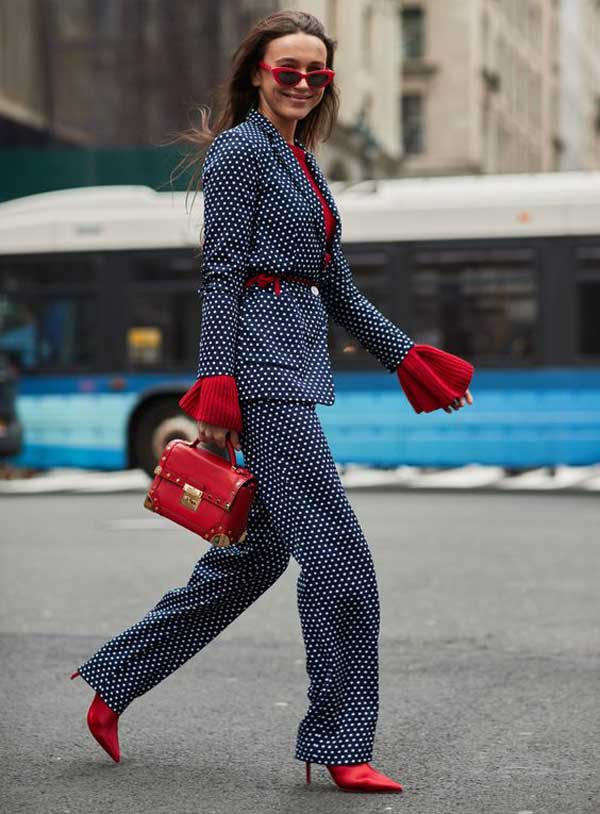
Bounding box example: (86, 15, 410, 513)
(86, 692, 121, 763)
(70, 669, 121, 762)
(306, 762, 403, 793)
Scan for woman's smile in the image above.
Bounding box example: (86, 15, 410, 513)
(281, 91, 313, 103)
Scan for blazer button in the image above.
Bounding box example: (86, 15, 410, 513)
(310, 285, 320, 296)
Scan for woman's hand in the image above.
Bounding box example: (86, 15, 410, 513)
(443, 388, 473, 413)
(196, 420, 241, 451)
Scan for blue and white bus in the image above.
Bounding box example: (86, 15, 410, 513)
(1, 172, 599, 476)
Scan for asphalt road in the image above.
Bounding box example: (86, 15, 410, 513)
(1, 491, 599, 814)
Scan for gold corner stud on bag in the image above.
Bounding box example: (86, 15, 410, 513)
(210, 532, 232, 547)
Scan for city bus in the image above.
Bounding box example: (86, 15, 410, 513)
(1, 171, 599, 476)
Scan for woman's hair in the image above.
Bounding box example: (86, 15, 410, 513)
(164, 9, 339, 206)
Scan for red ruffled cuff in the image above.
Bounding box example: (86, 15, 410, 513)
(396, 344, 474, 414)
(178, 375, 243, 433)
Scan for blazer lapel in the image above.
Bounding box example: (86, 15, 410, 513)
(245, 107, 341, 257)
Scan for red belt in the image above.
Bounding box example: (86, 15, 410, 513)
(244, 273, 316, 297)
(244, 252, 332, 297)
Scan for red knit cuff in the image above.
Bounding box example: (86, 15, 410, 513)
(178, 375, 243, 433)
(396, 344, 474, 414)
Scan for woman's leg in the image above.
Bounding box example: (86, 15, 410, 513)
(76, 435, 291, 714)
(239, 401, 381, 766)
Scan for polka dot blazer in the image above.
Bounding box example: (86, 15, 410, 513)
(179, 106, 474, 431)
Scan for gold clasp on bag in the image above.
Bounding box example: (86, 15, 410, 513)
(181, 483, 203, 511)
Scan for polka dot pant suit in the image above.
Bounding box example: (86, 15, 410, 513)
(75, 106, 474, 765)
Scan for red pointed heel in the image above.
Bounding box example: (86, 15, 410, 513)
(70, 670, 121, 762)
(86, 692, 121, 763)
(306, 761, 403, 793)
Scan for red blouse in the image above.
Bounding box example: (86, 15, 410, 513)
(178, 144, 474, 431)
(288, 143, 336, 249)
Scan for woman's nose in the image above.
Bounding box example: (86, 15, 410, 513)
(296, 77, 312, 91)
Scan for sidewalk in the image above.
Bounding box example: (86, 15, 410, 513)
(1, 461, 600, 494)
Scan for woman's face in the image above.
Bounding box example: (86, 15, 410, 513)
(251, 32, 329, 129)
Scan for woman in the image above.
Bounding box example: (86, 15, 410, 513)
(71, 10, 474, 793)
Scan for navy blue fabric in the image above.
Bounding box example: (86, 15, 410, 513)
(76, 401, 381, 765)
(196, 106, 415, 402)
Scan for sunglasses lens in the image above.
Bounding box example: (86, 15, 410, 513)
(307, 72, 331, 87)
(277, 70, 302, 86)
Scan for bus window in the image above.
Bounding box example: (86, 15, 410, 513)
(0, 298, 38, 370)
(0, 255, 98, 370)
(39, 298, 96, 367)
(0, 295, 95, 369)
(411, 246, 538, 362)
(132, 254, 199, 282)
(576, 246, 600, 356)
(0, 255, 97, 291)
(121, 251, 202, 369)
(126, 290, 200, 368)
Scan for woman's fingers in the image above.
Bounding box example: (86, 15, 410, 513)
(229, 429, 242, 451)
(444, 389, 474, 412)
(196, 420, 237, 450)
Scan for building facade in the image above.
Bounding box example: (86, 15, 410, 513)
(399, 0, 563, 176)
(2, 0, 598, 202)
(293, 0, 599, 177)
(559, 0, 600, 170)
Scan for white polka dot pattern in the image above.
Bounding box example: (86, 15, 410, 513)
(76, 400, 381, 765)
(196, 106, 415, 404)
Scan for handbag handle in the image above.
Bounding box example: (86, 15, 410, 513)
(190, 435, 237, 467)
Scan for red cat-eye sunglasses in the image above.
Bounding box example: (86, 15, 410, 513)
(258, 61, 335, 89)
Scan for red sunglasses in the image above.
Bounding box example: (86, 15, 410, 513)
(258, 61, 335, 89)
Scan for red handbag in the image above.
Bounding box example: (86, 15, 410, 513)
(143, 436, 257, 547)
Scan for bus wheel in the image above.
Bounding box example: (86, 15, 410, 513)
(133, 399, 197, 479)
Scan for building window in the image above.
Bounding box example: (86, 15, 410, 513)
(402, 6, 425, 60)
(402, 94, 424, 154)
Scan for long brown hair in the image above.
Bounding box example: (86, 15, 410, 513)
(164, 9, 340, 209)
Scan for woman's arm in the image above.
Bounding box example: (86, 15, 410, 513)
(178, 130, 260, 434)
(196, 130, 259, 378)
(178, 374, 243, 433)
(320, 250, 474, 413)
(319, 249, 415, 371)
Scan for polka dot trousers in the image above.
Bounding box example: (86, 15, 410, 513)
(76, 400, 381, 765)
